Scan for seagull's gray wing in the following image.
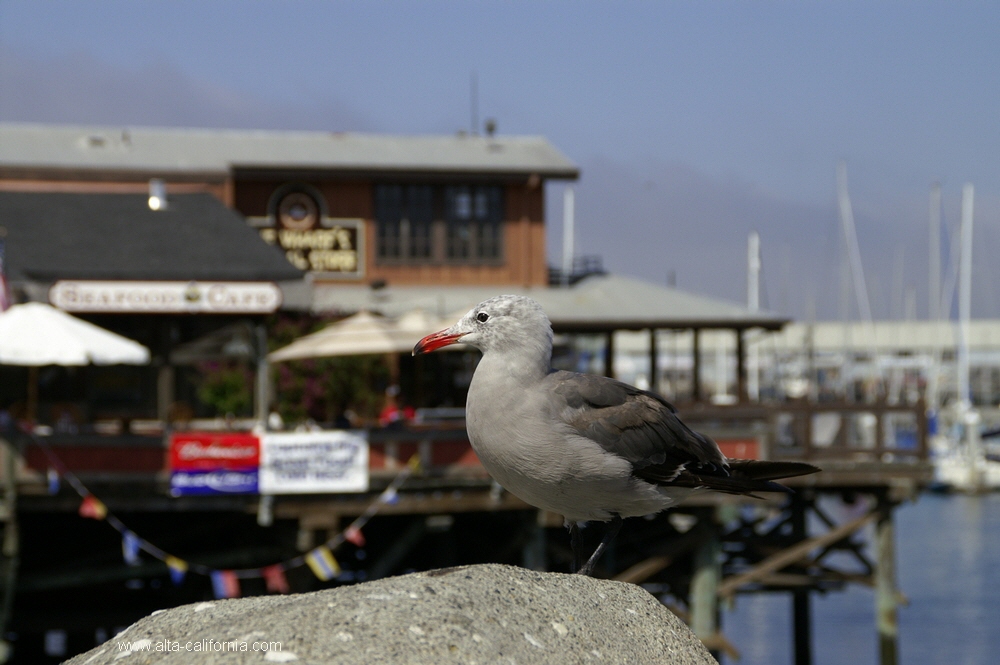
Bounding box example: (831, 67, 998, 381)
(545, 371, 820, 494)
(545, 370, 727, 484)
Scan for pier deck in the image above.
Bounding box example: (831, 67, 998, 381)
(3, 399, 931, 664)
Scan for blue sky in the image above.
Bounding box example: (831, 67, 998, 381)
(2, 1, 998, 319)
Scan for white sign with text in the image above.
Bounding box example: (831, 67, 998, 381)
(49, 280, 282, 313)
(259, 431, 369, 494)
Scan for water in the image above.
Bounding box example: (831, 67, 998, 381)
(721, 493, 1000, 665)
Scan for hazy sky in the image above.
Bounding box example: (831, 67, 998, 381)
(2, 1, 997, 320)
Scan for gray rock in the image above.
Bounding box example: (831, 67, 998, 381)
(65, 564, 716, 664)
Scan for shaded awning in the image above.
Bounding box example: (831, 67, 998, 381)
(312, 273, 789, 332)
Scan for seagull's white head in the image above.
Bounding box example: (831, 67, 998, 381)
(413, 295, 553, 360)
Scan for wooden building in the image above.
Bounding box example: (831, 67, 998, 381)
(0, 123, 579, 298)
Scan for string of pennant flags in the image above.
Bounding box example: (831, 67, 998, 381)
(29, 433, 421, 599)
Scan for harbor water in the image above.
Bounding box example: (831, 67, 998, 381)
(721, 492, 1000, 664)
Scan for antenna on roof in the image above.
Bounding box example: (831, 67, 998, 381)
(148, 179, 167, 211)
(470, 71, 479, 136)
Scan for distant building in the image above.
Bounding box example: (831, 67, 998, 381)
(0, 123, 580, 304)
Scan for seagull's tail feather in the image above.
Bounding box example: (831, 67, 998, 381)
(726, 459, 820, 482)
(669, 459, 820, 496)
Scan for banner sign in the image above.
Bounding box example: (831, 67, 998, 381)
(50, 280, 282, 313)
(169, 432, 260, 496)
(169, 433, 260, 470)
(169, 469, 259, 496)
(259, 431, 369, 494)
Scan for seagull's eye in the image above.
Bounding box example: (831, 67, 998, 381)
(476, 312, 490, 323)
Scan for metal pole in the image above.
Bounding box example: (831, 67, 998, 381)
(561, 188, 575, 287)
(736, 329, 747, 403)
(957, 183, 974, 406)
(746, 230, 760, 402)
(255, 323, 270, 429)
(929, 183, 942, 322)
(790, 496, 813, 665)
(692, 330, 702, 402)
(649, 329, 659, 394)
(690, 518, 720, 650)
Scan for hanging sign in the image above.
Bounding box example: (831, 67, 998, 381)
(49, 280, 282, 313)
(259, 431, 369, 494)
(257, 219, 364, 278)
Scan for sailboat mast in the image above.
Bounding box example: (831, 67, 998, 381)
(957, 183, 974, 405)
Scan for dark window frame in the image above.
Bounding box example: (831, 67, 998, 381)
(374, 183, 504, 265)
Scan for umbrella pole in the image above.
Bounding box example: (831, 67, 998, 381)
(26, 366, 38, 424)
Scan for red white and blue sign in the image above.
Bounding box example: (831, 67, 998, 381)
(169, 432, 260, 496)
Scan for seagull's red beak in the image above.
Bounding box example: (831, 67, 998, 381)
(413, 329, 465, 356)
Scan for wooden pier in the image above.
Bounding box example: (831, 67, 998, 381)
(1, 398, 931, 664)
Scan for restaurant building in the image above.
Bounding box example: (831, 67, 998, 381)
(0, 122, 582, 423)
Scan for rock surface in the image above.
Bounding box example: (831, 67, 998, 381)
(65, 564, 716, 664)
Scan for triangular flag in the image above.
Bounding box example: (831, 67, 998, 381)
(343, 525, 366, 547)
(262, 564, 290, 594)
(210, 570, 241, 599)
(165, 556, 188, 586)
(382, 487, 399, 505)
(407, 455, 422, 472)
(305, 546, 341, 581)
(78, 495, 107, 520)
(122, 531, 141, 566)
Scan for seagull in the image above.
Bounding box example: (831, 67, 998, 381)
(414, 295, 819, 575)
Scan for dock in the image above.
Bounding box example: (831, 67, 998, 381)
(1, 398, 930, 664)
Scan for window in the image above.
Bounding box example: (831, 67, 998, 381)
(445, 185, 503, 261)
(375, 185, 433, 260)
(374, 184, 503, 264)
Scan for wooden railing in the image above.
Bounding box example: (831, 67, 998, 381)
(677, 400, 928, 463)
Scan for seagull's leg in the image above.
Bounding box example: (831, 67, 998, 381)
(576, 514, 623, 576)
(569, 521, 583, 573)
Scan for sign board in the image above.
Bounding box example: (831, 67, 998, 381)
(257, 218, 364, 278)
(168, 432, 260, 496)
(169, 469, 259, 496)
(50, 281, 282, 314)
(259, 431, 369, 494)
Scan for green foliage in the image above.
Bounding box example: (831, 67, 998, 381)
(267, 314, 391, 425)
(196, 361, 254, 417)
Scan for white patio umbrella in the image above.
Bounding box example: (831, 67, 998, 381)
(0, 302, 150, 420)
(269, 310, 441, 362)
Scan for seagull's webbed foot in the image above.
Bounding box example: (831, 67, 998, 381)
(575, 514, 623, 576)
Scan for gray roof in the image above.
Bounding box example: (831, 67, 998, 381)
(0, 123, 579, 179)
(0, 191, 303, 283)
(313, 273, 789, 331)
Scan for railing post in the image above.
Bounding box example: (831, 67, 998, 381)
(875, 493, 900, 665)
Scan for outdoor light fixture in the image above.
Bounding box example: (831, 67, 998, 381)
(148, 178, 167, 211)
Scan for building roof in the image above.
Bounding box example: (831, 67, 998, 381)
(313, 273, 789, 331)
(770, 320, 1000, 353)
(0, 191, 304, 283)
(0, 123, 580, 180)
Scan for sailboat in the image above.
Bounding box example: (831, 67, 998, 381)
(929, 184, 1000, 491)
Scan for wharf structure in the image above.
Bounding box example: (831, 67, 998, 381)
(0, 123, 931, 665)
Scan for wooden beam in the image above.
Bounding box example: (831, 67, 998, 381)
(876, 500, 900, 665)
(613, 555, 672, 585)
(604, 330, 615, 379)
(717, 510, 877, 598)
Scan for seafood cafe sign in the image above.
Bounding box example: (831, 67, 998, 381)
(49, 280, 282, 313)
